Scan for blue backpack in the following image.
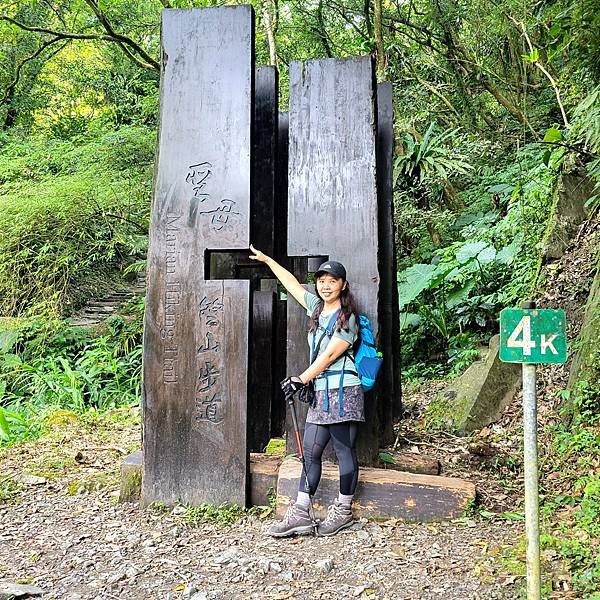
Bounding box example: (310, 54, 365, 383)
(311, 310, 383, 416)
(353, 315, 383, 392)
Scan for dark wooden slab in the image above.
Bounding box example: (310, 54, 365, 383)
(276, 457, 475, 521)
(284, 278, 311, 456)
(252, 66, 278, 256)
(286, 56, 380, 464)
(376, 83, 401, 436)
(274, 112, 289, 265)
(271, 295, 288, 437)
(142, 6, 254, 507)
(248, 291, 275, 452)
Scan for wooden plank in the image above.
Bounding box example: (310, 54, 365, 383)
(142, 6, 254, 507)
(252, 66, 278, 256)
(288, 57, 379, 320)
(249, 453, 281, 506)
(270, 112, 290, 438)
(376, 82, 401, 439)
(248, 291, 275, 452)
(271, 296, 288, 437)
(274, 112, 289, 266)
(287, 56, 380, 464)
(379, 451, 440, 476)
(285, 277, 311, 456)
(276, 457, 475, 522)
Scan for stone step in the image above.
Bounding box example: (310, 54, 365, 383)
(70, 274, 146, 328)
(276, 457, 475, 522)
(82, 305, 120, 313)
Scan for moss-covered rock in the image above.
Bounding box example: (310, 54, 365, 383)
(428, 335, 521, 433)
(544, 169, 594, 260)
(566, 254, 600, 421)
(119, 450, 142, 503)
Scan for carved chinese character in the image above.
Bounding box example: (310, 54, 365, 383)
(198, 296, 224, 327)
(197, 331, 221, 354)
(186, 162, 212, 187)
(196, 361, 220, 392)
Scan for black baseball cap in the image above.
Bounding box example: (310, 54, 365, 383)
(314, 260, 347, 280)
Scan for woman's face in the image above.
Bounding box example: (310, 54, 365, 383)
(316, 274, 346, 303)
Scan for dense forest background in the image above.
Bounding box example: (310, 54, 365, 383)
(0, 0, 599, 595)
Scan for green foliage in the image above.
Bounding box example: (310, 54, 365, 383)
(537, 421, 600, 594)
(394, 123, 472, 186)
(184, 503, 247, 526)
(569, 86, 600, 215)
(398, 144, 562, 376)
(0, 305, 143, 446)
(264, 438, 286, 456)
(0, 126, 153, 317)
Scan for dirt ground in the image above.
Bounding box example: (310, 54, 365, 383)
(0, 413, 522, 600)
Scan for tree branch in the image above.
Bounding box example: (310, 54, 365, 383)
(0, 13, 159, 72)
(326, 0, 369, 40)
(83, 0, 160, 71)
(374, 0, 385, 78)
(315, 0, 334, 58)
(0, 36, 69, 106)
(408, 72, 460, 117)
(507, 14, 569, 128)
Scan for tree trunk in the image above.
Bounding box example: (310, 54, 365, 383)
(315, 0, 334, 58)
(374, 0, 385, 79)
(261, 0, 278, 68)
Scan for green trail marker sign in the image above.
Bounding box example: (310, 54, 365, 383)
(499, 304, 568, 600)
(499, 308, 568, 364)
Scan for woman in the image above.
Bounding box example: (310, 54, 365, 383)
(249, 244, 364, 537)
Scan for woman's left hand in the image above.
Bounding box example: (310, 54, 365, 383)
(249, 244, 269, 263)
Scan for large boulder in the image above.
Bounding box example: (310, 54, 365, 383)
(566, 256, 600, 420)
(544, 169, 594, 260)
(428, 335, 521, 433)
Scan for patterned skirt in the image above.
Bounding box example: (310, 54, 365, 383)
(306, 384, 365, 425)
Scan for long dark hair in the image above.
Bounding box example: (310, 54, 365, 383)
(309, 281, 359, 334)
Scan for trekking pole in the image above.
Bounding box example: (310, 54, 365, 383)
(286, 395, 318, 533)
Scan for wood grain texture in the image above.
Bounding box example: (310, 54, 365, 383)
(276, 457, 475, 521)
(287, 56, 380, 463)
(288, 56, 379, 321)
(249, 453, 282, 506)
(380, 451, 440, 476)
(142, 6, 254, 507)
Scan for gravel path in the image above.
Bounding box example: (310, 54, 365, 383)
(1, 480, 522, 600)
(0, 401, 528, 600)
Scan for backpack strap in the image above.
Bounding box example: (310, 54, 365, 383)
(310, 309, 340, 363)
(310, 309, 359, 416)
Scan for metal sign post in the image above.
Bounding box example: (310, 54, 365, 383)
(500, 302, 568, 600)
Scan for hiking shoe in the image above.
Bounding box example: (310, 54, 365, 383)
(268, 502, 314, 537)
(317, 500, 354, 536)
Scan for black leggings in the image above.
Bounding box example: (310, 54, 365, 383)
(298, 421, 359, 496)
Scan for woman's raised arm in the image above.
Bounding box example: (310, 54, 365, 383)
(249, 244, 308, 309)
